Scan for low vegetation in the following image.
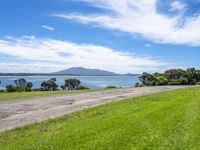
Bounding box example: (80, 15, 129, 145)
(1, 87, 200, 149)
(137, 67, 200, 87)
(0, 90, 90, 101)
(1, 78, 90, 93)
(104, 86, 118, 89)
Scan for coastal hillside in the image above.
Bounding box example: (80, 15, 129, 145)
(54, 67, 118, 76)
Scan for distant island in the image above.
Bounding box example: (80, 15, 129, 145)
(0, 67, 139, 76)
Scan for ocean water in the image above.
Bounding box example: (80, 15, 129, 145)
(0, 76, 140, 89)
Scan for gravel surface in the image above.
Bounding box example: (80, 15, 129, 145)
(0, 86, 193, 132)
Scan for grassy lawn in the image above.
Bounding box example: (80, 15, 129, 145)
(1, 87, 200, 149)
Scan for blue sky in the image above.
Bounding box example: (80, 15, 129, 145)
(0, 0, 199, 73)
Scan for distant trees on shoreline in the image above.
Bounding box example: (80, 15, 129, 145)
(138, 68, 200, 87)
(6, 78, 33, 92)
(3, 78, 89, 92)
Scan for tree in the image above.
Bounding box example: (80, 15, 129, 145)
(65, 79, 81, 90)
(41, 81, 49, 91)
(139, 73, 155, 86)
(14, 78, 26, 87)
(41, 78, 58, 91)
(154, 76, 169, 86)
(186, 68, 200, 85)
(25, 82, 33, 91)
(164, 69, 187, 80)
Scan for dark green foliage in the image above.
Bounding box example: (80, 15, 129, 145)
(79, 86, 90, 90)
(41, 78, 58, 91)
(25, 82, 33, 91)
(65, 79, 81, 90)
(164, 69, 187, 79)
(6, 85, 17, 92)
(154, 76, 169, 85)
(0, 89, 5, 93)
(14, 78, 26, 87)
(139, 72, 155, 86)
(60, 85, 66, 91)
(135, 83, 144, 87)
(104, 86, 118, 89)
(135, 82, 140, 87)
(140, 68, 200, 86)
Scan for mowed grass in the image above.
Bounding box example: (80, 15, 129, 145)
(1, 87, 200, 149)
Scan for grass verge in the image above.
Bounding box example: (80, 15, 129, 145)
(0, 87, 121, 101)
(1, 87, 200, 149)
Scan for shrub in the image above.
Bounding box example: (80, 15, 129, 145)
(0, 89, 5, 93)
(6, 85, 17, 92)
(25, 82, 33, 91)
(60, 85, 66, 91)
(105, 86, 118, 89)
(135, 82, 140, 87)
(65, 79, 81, 90)
(138, 84, 145, 87)
(179, 77, 189, 85)
(170, 78, 188, 85)
(155, 76, 169, 86)
(79, 86, 90, 90)
(15, 86, 25, 92)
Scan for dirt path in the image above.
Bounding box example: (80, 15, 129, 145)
(0, 86, 192, 132)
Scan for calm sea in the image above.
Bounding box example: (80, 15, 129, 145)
(0, 76, 140, 90)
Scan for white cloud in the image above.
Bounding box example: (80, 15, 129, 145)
(0, 36, 167, 73)
(54, 0, 200, 46)
(144, 44, 151, 47)
(41, 25, 54, 31)
(170, 1, 186, 11)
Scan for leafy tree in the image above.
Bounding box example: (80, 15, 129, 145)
(14, 78, 26, 87)
(139, 72, 155, 86)
(65, 79, 81, 90)
(25, 82, 33, 91)
(154, 76, 169, 86)
(164, 69, 187, 80)
(140, 68, 200, 86)
(41, 81, 49, 91)
(41, 78, 58, 91)
(186, 68, 200, 84)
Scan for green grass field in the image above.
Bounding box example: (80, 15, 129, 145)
(1, 87, 200, 149)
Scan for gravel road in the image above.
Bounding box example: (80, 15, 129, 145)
(0, 86, 192, 132)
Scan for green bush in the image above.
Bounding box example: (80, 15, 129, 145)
(105, 86, 118, 89)
(79, 86, 90, 90)
(155, 76, 169, 85)
(138, 84, 145, 87)
(25, 82, 33, 91)
(15, 86, 26, 92)
(0, 89, 5, 93)
(6, 85, 17, 92)
(135, 83, 140, 87)
(170, 78, 188, 85)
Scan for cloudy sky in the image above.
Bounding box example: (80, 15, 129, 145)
(0, 0, 199, 73)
